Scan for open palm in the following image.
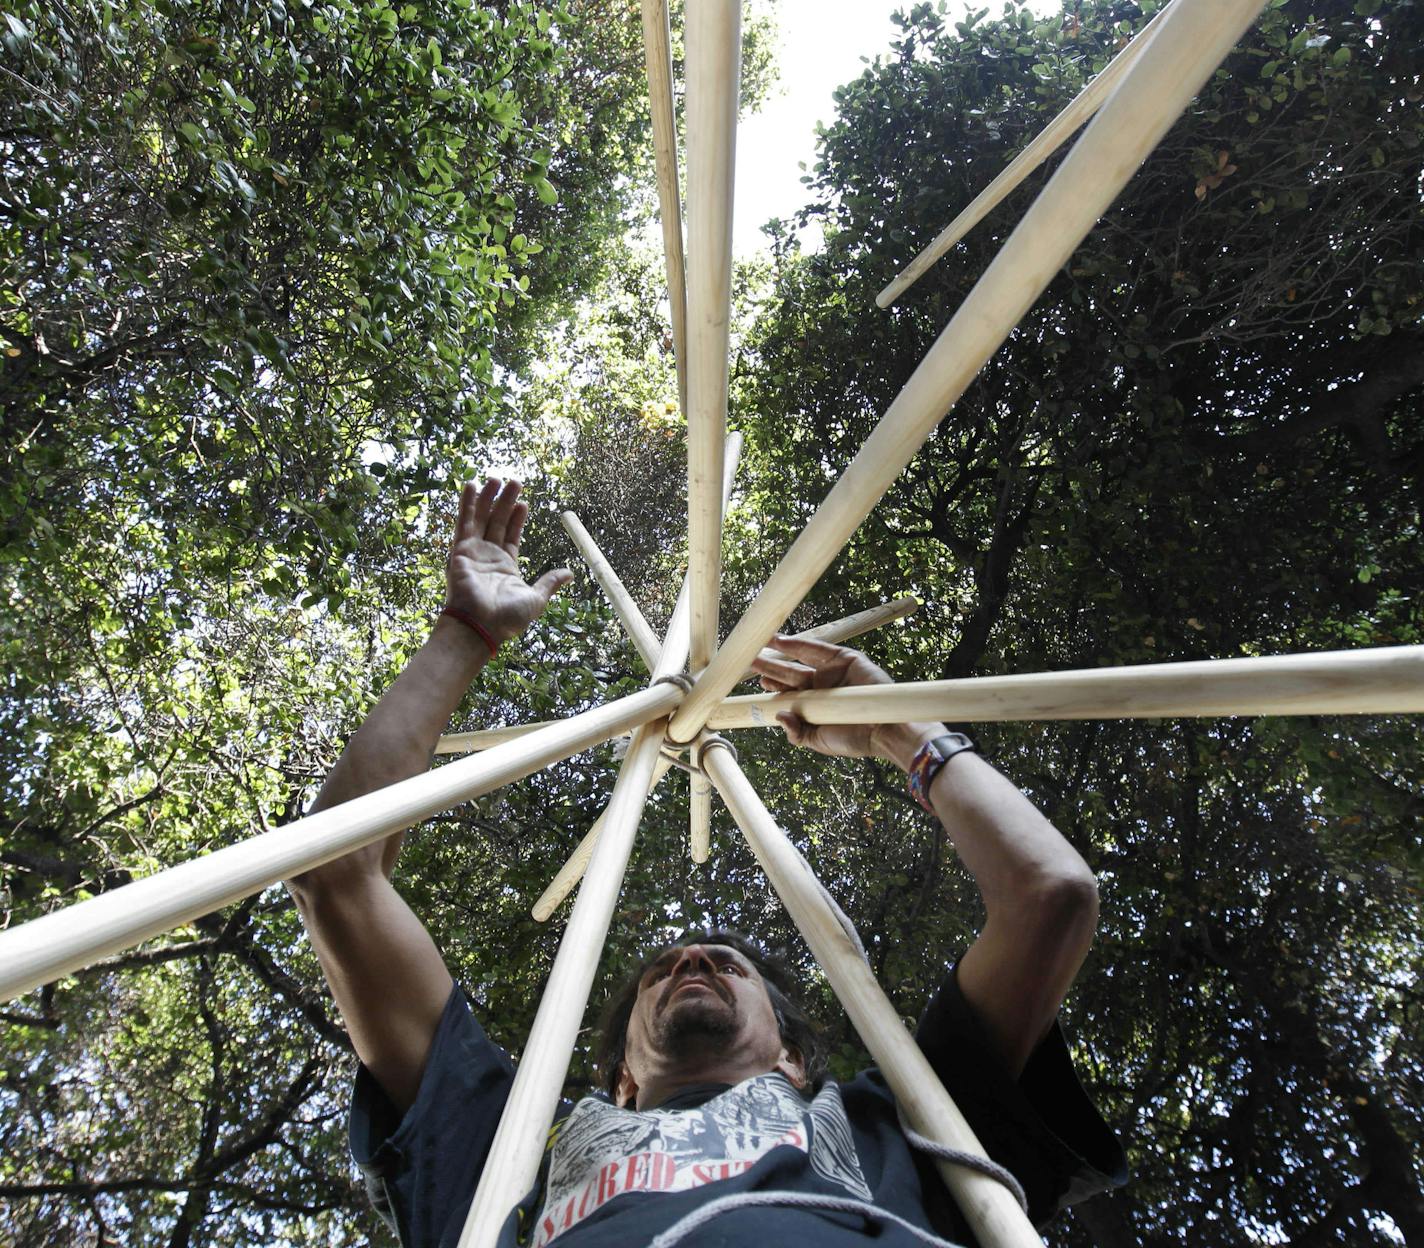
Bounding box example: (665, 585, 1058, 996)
(446, 479, 571, 645)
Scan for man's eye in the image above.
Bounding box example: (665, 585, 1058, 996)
(719, 963, 745, 976)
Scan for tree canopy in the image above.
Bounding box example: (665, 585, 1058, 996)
(2, 1, 1421, 1245)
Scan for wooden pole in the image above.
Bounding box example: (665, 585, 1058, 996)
(640, 0, 689, 412)
(690, 766, 715, 863)
(435, 590, 915, 756)
(666, 0, 1268, 744)
(532, 755, 676, 921)
(561, 510, 661, 671)
(753, 594, 919, 664)
(875, 2, 1173, 308)
(700, 742, 1045, 1248)
(0, 684, 683, 1005)
(458, 721, 669, 1248)
(705, 646, 1424, 730)
(435, 721, 552, 755)
(685, 0, 742, 679)
(686, 425, 744, 858)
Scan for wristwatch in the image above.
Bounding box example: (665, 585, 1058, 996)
(906, 731, 979, 815)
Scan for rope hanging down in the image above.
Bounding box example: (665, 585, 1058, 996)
(695, 736, 1029, 1215)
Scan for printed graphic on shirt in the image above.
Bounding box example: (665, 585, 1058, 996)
(533, 1074, 873, 1246)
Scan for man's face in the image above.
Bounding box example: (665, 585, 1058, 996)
(616, 943, 803, 1107)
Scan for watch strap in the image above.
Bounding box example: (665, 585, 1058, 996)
(907, 732, 979, 814)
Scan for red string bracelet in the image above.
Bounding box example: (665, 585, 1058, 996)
(440, 604, 499, 658)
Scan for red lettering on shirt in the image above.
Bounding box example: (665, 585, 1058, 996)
(649, 1152, 677, 1190)
(596, 1159, 621, 1205)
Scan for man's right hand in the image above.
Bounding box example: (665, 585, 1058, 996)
(750, 635, 945, 770)
(446, 478, 573, 647)
(286, 477, 570, 1112)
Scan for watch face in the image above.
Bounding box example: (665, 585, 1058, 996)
(935, 733, 976, 758)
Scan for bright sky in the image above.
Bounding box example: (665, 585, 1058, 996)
(733, 0, 1054, 256)
(732, 0, 910, 255)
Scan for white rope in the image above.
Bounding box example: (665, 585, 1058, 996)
(646, 1190, 971, 1248)
(897, 1106, 1029, 1213)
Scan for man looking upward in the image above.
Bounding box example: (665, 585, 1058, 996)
(286, 479, 1126, 1247)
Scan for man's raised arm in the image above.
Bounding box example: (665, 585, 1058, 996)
(751, 635, 1099, 1080)
(285, 479, 571, 1112)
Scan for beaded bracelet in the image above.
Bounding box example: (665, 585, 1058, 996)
(906, 732, 978, 814)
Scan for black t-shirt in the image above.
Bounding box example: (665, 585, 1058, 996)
(350, 964, 1128, 1247)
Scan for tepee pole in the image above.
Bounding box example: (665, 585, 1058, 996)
(875, 1, 1174, 308)
(456, 722, 670, 1248)
(667, 0, 1269, 745)
(561, 510, 661, 670)
(532, 756, 678, 922)
(640, 0, 690, 411)
(0, 683, 682, 1005)
(701, 741, 1045, 1248)
(707, 645, 1424, 728)
(684, 0, 741, 680)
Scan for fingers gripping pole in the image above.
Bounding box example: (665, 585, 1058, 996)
(0, 684, 683, 1005)
(667, 0, 1269, 745)
(706, 645, 1424, 729)
(750, 595, 920, 669)
(685, 0, 742, 677)
(561, 510, 662, 671)
(875, 1, 1174, 308)
(698, 742, 1045, 1248)
(458, 722, 669, 1248)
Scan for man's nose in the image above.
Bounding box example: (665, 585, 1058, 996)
(671, 946, 715, 978)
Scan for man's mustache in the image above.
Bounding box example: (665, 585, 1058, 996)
(657, 969, 731, 1014)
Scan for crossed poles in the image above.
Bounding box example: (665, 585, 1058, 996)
(1, 3, 1419, 1247)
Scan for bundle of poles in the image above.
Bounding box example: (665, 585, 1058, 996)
(3, 2, 1420, 1247)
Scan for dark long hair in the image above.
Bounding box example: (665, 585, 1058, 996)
(593, 927, 828, 1097)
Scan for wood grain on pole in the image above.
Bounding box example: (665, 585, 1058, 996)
(685, 0, 741, 678)
(752, 595, 920, 665)
(705, 646, 1424, 729)
(458, 722, 668, 1248)
(640, 0, 689, 411)
(561, 510, 661, 670)
(532, 755, 676, 921)
(435, 721, 551, 755)
(875, 2, 1173, 308)
(700, 743, 1045, 1248)
(689, 770, 715, 862)
(667, 0, 1268, 744)
(0, 684, 683, 1005)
